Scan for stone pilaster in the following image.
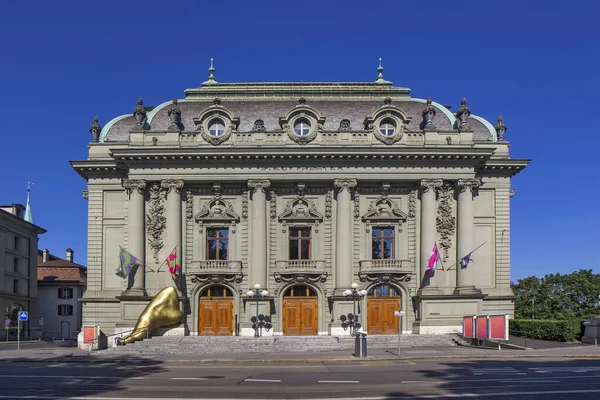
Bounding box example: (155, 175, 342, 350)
(248, 179, 270, 288)
(123, 179, 147, 294)
(161, 179, 184, 285)
(419, 179, 442, 290)
(334, 178, 357, 290)
(455, 178, 481, 294)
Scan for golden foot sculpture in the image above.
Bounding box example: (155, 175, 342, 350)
(117, 286, 183, 345)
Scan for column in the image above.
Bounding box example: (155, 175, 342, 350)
(334, 178, 357, 290)
(123, 179, 146, 294)
(161, 179, 184, 282)
(248, 179, 270, 288)
(455, 178, 481, 294)
(419, 179, 442, 289)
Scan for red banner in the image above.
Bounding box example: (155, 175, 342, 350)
(463, 316, 474, 338)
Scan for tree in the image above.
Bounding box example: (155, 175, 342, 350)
(512, 269, 600, 320)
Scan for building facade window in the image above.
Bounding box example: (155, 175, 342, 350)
(372, 227, 394, 259)
(208, 119, 225, 136)
(13, 257, 19, 273)
(289, 227, 311, 260)
(206, 228, 229, 260)
(379, 119, 396, 136)
(58, 305, 74, 316)
(294, 119, 311, 136)
(14, 236, 19, 251)
(367, 284, 399, 297)
(58, 288, 74, 299)
(13, 280, 19, 295)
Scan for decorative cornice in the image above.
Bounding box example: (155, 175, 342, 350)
(160, 179, 184, 194)
(456, 178, 481, 193)
(123, 179, 147, 195)
(334, 178, 357, 193)
(248, 179, 271, 193)
(420, 179, 442, 193)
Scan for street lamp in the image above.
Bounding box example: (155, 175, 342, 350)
(246, 284, 270, 338)
(342, 283, 368, 336)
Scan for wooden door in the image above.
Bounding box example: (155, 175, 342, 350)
(199, 299, 233, 336)
(283, 298, 318, 335)
(367, 298, 400, 334)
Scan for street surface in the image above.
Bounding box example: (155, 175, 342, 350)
(1, 356, 600, 399)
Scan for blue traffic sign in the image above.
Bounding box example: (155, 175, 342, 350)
(18, 311, 28, 321)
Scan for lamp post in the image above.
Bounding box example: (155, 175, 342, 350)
(246, 284, 270, 338)
(343, 283, 368, 336)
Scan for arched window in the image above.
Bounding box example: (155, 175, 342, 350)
(367, 284, 399, 297)
(283, 285, 317, 297)
(294, 119, 311, 136)
(209, 119, 226, 136)
(200, 285, 233, 297)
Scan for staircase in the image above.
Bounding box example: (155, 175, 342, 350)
(109, 334, 457, 355)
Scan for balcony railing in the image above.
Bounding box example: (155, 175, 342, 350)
(359, 259, 412, 270)
(188, 260, 242, 274)
(274, 260, 326, 270)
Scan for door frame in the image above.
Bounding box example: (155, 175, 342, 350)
(192, 283, 238, 336)
(282, 297, 318, 336)
(365, 282, 409, 334)
(277, 283, 323, 336)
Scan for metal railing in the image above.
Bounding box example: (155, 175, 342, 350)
(85, 326, 150, 347)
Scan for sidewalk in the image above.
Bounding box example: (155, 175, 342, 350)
(1, 342, 599, 363)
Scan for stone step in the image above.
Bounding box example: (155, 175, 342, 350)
(110, 334, 457, 354)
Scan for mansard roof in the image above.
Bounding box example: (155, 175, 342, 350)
(99, 82, 497, 143)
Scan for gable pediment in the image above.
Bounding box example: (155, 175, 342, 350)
(278, 197, 323, 223)
(194, 196, 239, 224)
(362, 197, 407, 223)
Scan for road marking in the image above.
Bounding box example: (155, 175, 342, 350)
(172, 377, 209, 380)
(501, 379, 560, 383)
(244, 378, 282, 382)
(361, 361, 394, 366)
(403, 360, 417, 365)
(48, 363, 67, 368)
(469, 367, 522, 376)
(131, 377, 145, 380)
(318, 380, 359, 384)
(530, 367, 600, 373)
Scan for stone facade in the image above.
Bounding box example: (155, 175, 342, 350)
(71, 77, 529, 340)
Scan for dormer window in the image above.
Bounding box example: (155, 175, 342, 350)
(379, 119, 396, 136)
(294, 119, 311, 136)
(209, 119, 226, 136)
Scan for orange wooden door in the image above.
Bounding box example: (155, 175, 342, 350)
(283, 298, 317, 335)
(367, 298, 400, 334)
(199, 299, 233, 336)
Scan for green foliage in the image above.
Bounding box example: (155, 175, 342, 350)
(509, 319, 585, 342)
(511, 269, 600, 320)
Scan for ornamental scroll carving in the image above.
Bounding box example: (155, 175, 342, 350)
(436, 183, 455, 260)
(248, 179, 271, 193)
(420, 179, 442, 194)
(160, 179, 184, 194)
(334, 178, 357, 193)
(278, 197, 323, 223)
(123, 179, 147, 196)
(194, 196, 240, 226)
(354, 192, 361, 220)
(274, 272, 328, 284)
(358, 271, 412, 284)
(146, 182, 166, 261)
(270, 191, 277, 220)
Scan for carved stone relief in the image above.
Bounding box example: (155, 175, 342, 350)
(274, 272, 327, 284)
(186, 190, 193, 220)
(194, 196, 240, 228)
(408, 190, 416, 219)
(241, 191, 249, 220)
(358, 271, 413, 284)
(278, 197, 323, 223)
(354, 192, 360, 220)
(362, 196, 407, 225)
(270, 191, 277, 220)
(436, 183, 455, 260)
(146, 182, 166, 261)
(325, 190, 333, 219)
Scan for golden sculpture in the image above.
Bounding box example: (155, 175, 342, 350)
(117, 286, 183, 345)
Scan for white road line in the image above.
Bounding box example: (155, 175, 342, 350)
(501, 379, 560, 383)
(244, 378, 282, 382)
(318, 380, 359, 384)
(130, 377, 145, 380)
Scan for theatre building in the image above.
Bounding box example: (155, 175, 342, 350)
(71, 65, 528, 339)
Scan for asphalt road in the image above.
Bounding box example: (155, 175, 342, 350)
(1, 357, 600, 399)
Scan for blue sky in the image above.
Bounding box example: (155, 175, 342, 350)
(1, 1, 598, 281)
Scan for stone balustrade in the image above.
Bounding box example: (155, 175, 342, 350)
(274, 260, 326, 270)
(188, 260, 243, 273)
(359, 259, 412, 270)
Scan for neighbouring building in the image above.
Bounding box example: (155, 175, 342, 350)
(0, 204, 46, 340)
(37, 248, 87, 340)
(71, 64, 529, 341)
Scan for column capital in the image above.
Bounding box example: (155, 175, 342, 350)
(161, 179, 184, 194)
(420, 178, 442, 193)
(123, 179, 146, 195)
(248, 179, 271, 193)
(456, 178, 481, 193)
(334, 178, 357, 193)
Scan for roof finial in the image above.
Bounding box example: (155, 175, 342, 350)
(203, 58, 218, 85)
(375, 58, 390, 84)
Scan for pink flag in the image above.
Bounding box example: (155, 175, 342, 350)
(426, 243, 440, 275)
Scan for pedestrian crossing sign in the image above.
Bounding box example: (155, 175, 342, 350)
(18, 311, 28, 321)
